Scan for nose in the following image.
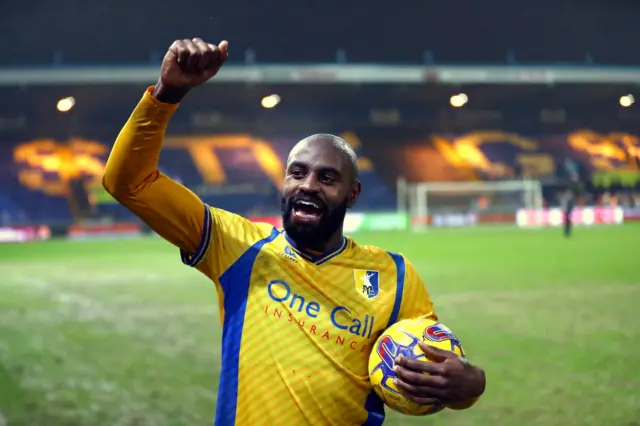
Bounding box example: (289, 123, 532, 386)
(297, 174, 321, 194)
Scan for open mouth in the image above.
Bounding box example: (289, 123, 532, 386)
(292, 199, 324, 223)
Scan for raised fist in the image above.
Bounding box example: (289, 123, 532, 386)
(153, 38, 229, 103)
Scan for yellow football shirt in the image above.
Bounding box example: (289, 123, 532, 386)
(104, 87, 439, 426)
(182, 206, 438, 426)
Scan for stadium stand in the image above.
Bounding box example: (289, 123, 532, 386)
(1, 127, 638, 226)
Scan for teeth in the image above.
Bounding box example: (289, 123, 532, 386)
(299, 200, 319, 208)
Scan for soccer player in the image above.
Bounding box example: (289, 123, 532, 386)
(561, 187, 575, 238)
(103, 38, 486, 426)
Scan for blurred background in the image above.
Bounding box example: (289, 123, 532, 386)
(1, 1, 639, 425)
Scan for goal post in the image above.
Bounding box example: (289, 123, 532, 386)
(397, 178, 544, 230)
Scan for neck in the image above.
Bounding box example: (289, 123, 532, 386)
(290, 230, 344, 254)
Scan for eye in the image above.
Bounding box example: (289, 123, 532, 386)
(289, 168, 305, 179)
(320, 174, 335, 184)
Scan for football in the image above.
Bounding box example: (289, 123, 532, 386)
(368, 318, 466, 416)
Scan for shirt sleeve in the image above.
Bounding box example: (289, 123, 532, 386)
(182, 206, 276, 280)
(396, 257, 438, 322)
(103, 86, 273, 280)
(396, 258, 481, 411)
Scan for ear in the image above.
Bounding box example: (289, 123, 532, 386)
(347, 180, 361, 209)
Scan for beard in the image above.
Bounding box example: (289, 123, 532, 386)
(281, 194, 348, 249)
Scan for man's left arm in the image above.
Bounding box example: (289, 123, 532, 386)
(393, 257, 486, 410)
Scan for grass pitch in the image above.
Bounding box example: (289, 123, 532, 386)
(0, 225, 638, 426)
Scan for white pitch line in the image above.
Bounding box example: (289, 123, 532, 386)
(0, 407, 8, 426)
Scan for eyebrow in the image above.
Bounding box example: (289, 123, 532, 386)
(288, 161, 342, 176)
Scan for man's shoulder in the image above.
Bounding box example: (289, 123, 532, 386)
(207, 206, 279, 243)
(349, 239, 407, 268)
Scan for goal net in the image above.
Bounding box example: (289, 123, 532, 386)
(397, 178, 544, 230)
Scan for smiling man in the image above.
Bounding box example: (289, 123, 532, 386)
(280, 133, 360, 252)
(103, 38, 486, 426)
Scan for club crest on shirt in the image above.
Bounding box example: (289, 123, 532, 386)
(354, 269, 380, 299)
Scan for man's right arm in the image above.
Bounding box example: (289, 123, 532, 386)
(103, 37, 274, 282)
(103, 38, 233, 279)
(103, 84, 273, 280)
(102, 86, 206, 261)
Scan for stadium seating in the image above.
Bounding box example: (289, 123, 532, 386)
(1, 131, 637, 225)
(0, 135, 400, 224)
